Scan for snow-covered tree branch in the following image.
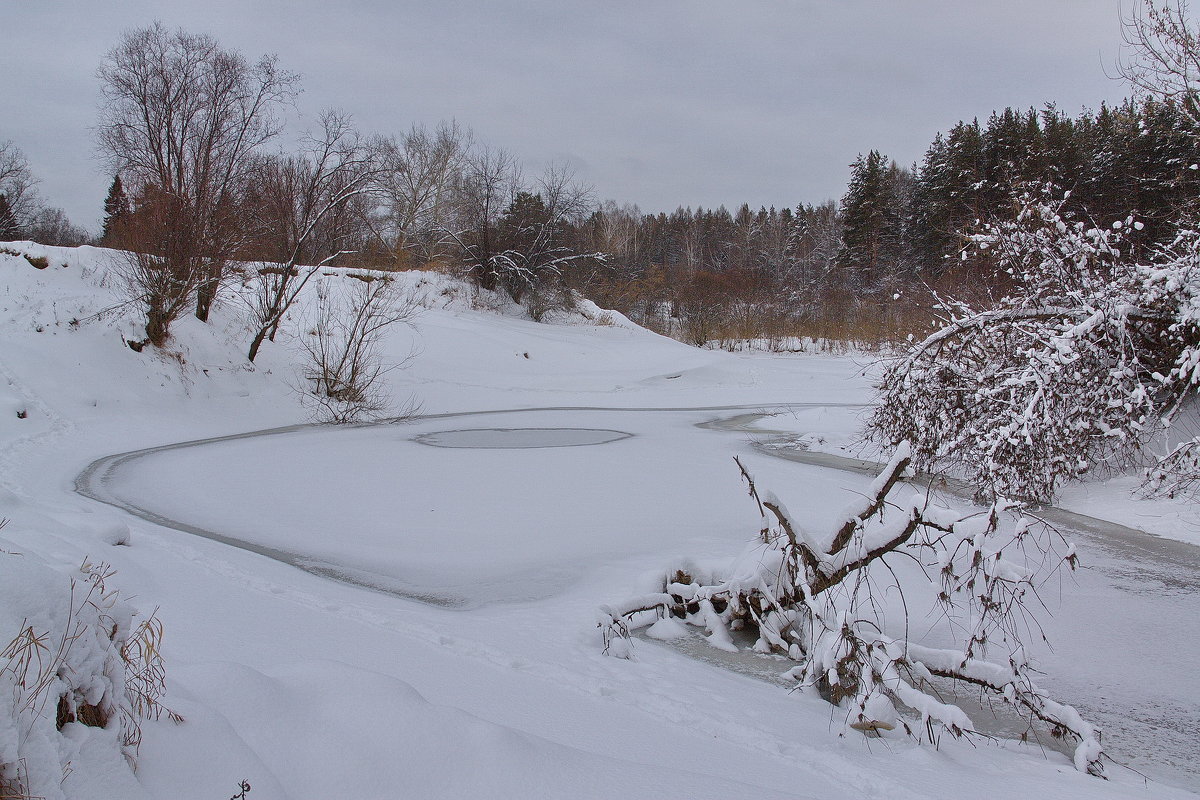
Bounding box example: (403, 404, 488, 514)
(871, 189, 1200, 501)
(600, 448, 1103, 775)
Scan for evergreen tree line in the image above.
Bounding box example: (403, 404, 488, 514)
(561, 96, 1200, 348)
(910, 99, 1200, 273)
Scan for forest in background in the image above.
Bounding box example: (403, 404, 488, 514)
(570, 98, 1200, 348)
(2, 27, 1199, 352)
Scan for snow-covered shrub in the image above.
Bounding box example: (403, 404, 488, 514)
(600, 449, 1104, 775)
(871, 189, 1200, 502)
(301, 274, 420, 423)
(0, 544, 178, 800)
(1143, 437, 1200, 497)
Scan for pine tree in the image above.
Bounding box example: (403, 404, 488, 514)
(1040, 105, 1082, 199)
(100, 174, 131, 244)
(0, 193, 18, 241)
(909, 120, 989, 275)
(980, 108, 1043, 208)
(1132, 99, 1200, 243)
(837, 151, 907, 291)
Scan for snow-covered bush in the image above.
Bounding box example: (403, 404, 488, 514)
(600, 449, 1104, 775)
(871, 190, 1200, 502)
(1143, 437, 1200, 497)
(0, 540, 178, 800)
(301, 274, 420, 423)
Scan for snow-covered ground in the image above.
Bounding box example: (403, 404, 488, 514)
(748, 404, 1200, 549)
(1, 242, 1197, 799)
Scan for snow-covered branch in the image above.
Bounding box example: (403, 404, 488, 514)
(600, 450, 1099, 774)
(871, 189, 1199, 501)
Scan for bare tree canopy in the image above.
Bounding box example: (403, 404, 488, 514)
(375, 121, 471, 268)
(96, 23, 297, 203)
(0, 140, 41, 233)
(1120, 0, 1200, 122)
(95, 22, 299, 340)
(246, 110, 382, 362)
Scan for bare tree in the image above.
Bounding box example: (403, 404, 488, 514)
(1120, 0, 1200, 124)
(113, 186, 203, 346)
(26, 207, 91, 246)
(440, 153, 601, 313)
(246, 111, 380, 362)
(0, 140, 41, 234)
(591, 201, 643, 268)
(441, 145, 523, 293)
(96, 23, 298, 343)
(571, 200, 642, 304)
(301, 275, 419, 423)
(495, 165, 600, 314)
(375, 121, 471, 268)
(0, 194, 16, 241)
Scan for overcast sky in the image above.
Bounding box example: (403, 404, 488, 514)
(4, 1, 1133, 231)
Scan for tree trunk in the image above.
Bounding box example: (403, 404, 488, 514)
(146, 307, 171, 347)
(194, 281, 215, 322)
(248, 327, 268, 363)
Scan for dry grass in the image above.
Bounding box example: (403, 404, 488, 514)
(0, 759, 34, 800)
(120, 610, 184, 754)
(0, 248, 49, 270)
(0, 555, 182, 794)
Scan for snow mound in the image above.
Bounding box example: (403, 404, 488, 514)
(0, 541, 153, 800)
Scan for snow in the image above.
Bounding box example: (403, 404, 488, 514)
(645, 616, 690, 640)
(1057, 475, 1200, 546)
(0, 546, 146, 800)
(0, 241, 1196, 798)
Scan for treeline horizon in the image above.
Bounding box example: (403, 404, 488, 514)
(6, 66, 1197, 349)
(565, 95, 1200, 346)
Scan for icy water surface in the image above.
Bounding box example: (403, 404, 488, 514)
(414, 427, 632, 449)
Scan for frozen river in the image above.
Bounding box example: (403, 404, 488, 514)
(76, 405, 1200, 792)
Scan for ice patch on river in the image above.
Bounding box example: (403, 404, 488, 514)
(415, 427, 632, 449)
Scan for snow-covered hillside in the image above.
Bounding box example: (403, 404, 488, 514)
(0, 242, 1194, 799)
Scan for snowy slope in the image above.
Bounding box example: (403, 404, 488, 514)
(0, 242, 1194, 799)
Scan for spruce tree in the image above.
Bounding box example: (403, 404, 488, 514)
(1040, 105, 1082, 198)
(909, 120, 988, 275)
(0, 194, 18, 241)
(837, 150, 906, 291)
(100, 175, 130, 244)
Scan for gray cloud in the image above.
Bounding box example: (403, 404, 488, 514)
(2, 0, 1131, 230)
